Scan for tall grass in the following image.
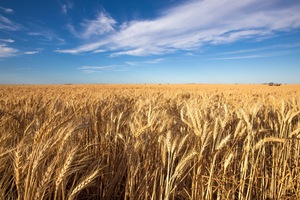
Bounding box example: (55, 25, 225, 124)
(0, 84, 299, 200)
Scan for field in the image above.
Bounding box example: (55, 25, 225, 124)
(0, 84, 299, 200)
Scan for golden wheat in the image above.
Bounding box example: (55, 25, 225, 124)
(0, 84, 299, 199)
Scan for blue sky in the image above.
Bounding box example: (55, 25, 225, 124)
(0, 0, 300, 84)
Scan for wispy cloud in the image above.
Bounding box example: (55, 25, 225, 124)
(65, 11, 116, 40)
(61, 0, 73, 14)
(126, 58, 165, 66)
(109, 47, 169, 57)
(81, 12, 116, 39)
(57, 0, 300, 56)
(0, 14, 22, 31)
(92, 49, 106, 53)
(25, 17, 65, 44)
(125, 61, 138, 66)
(216, 43, 300, 56)
(23, 51, 39, 55)
(207, 52, 289, 60)
(0, 38, 15, 43)
(210, 54, 271, 60)
(78, 65, 118, 73)
(28, 29, 65, 44)
(145, 58, 164, 64)
(0, 6, 14, 14)
(0, 43, 18, 57)
(79, 65, 115, 70)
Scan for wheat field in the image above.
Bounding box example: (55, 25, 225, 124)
(0, 84, 299, 200)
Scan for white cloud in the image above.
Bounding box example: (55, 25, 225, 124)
(57, 0, 300, 56)
(211, 54, 273, 60)
(0, 14, 22, 31)
(92, 49, 106, 53)
(65, 11, 116, 40)
(207, 51, 289, 60)
(125, 61, 138, 66)
(28, 30, 65, 44)
(0, 6, 14, 14)
(78, 65, 130, 73)
(81, 12, 116, 38)
(0, 44, 18, 57)
(79, 65, 115, 70)
(110, 47, 170, 57)
(125, 58, 164, 66)
(56, 40, 107, 54)
(55, 48, 80, 54)
(145, 58, 164, 64)
(78, 65, 116, 73)
(214, 43, 300, 56)
(65, 23, 78, 37)
(0, 38, 14, 43)
(210, 30, 271, 45)
(23, 51, 39, 55)
(61, 0, 73, 14)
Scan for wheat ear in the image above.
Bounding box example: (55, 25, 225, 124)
(55, 147, 77, 199)
(68, 169, 98, 200)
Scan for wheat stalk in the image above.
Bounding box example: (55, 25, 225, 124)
(254, 137, 286, 150)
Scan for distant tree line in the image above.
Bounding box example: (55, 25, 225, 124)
(263, 82, 282, 86)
